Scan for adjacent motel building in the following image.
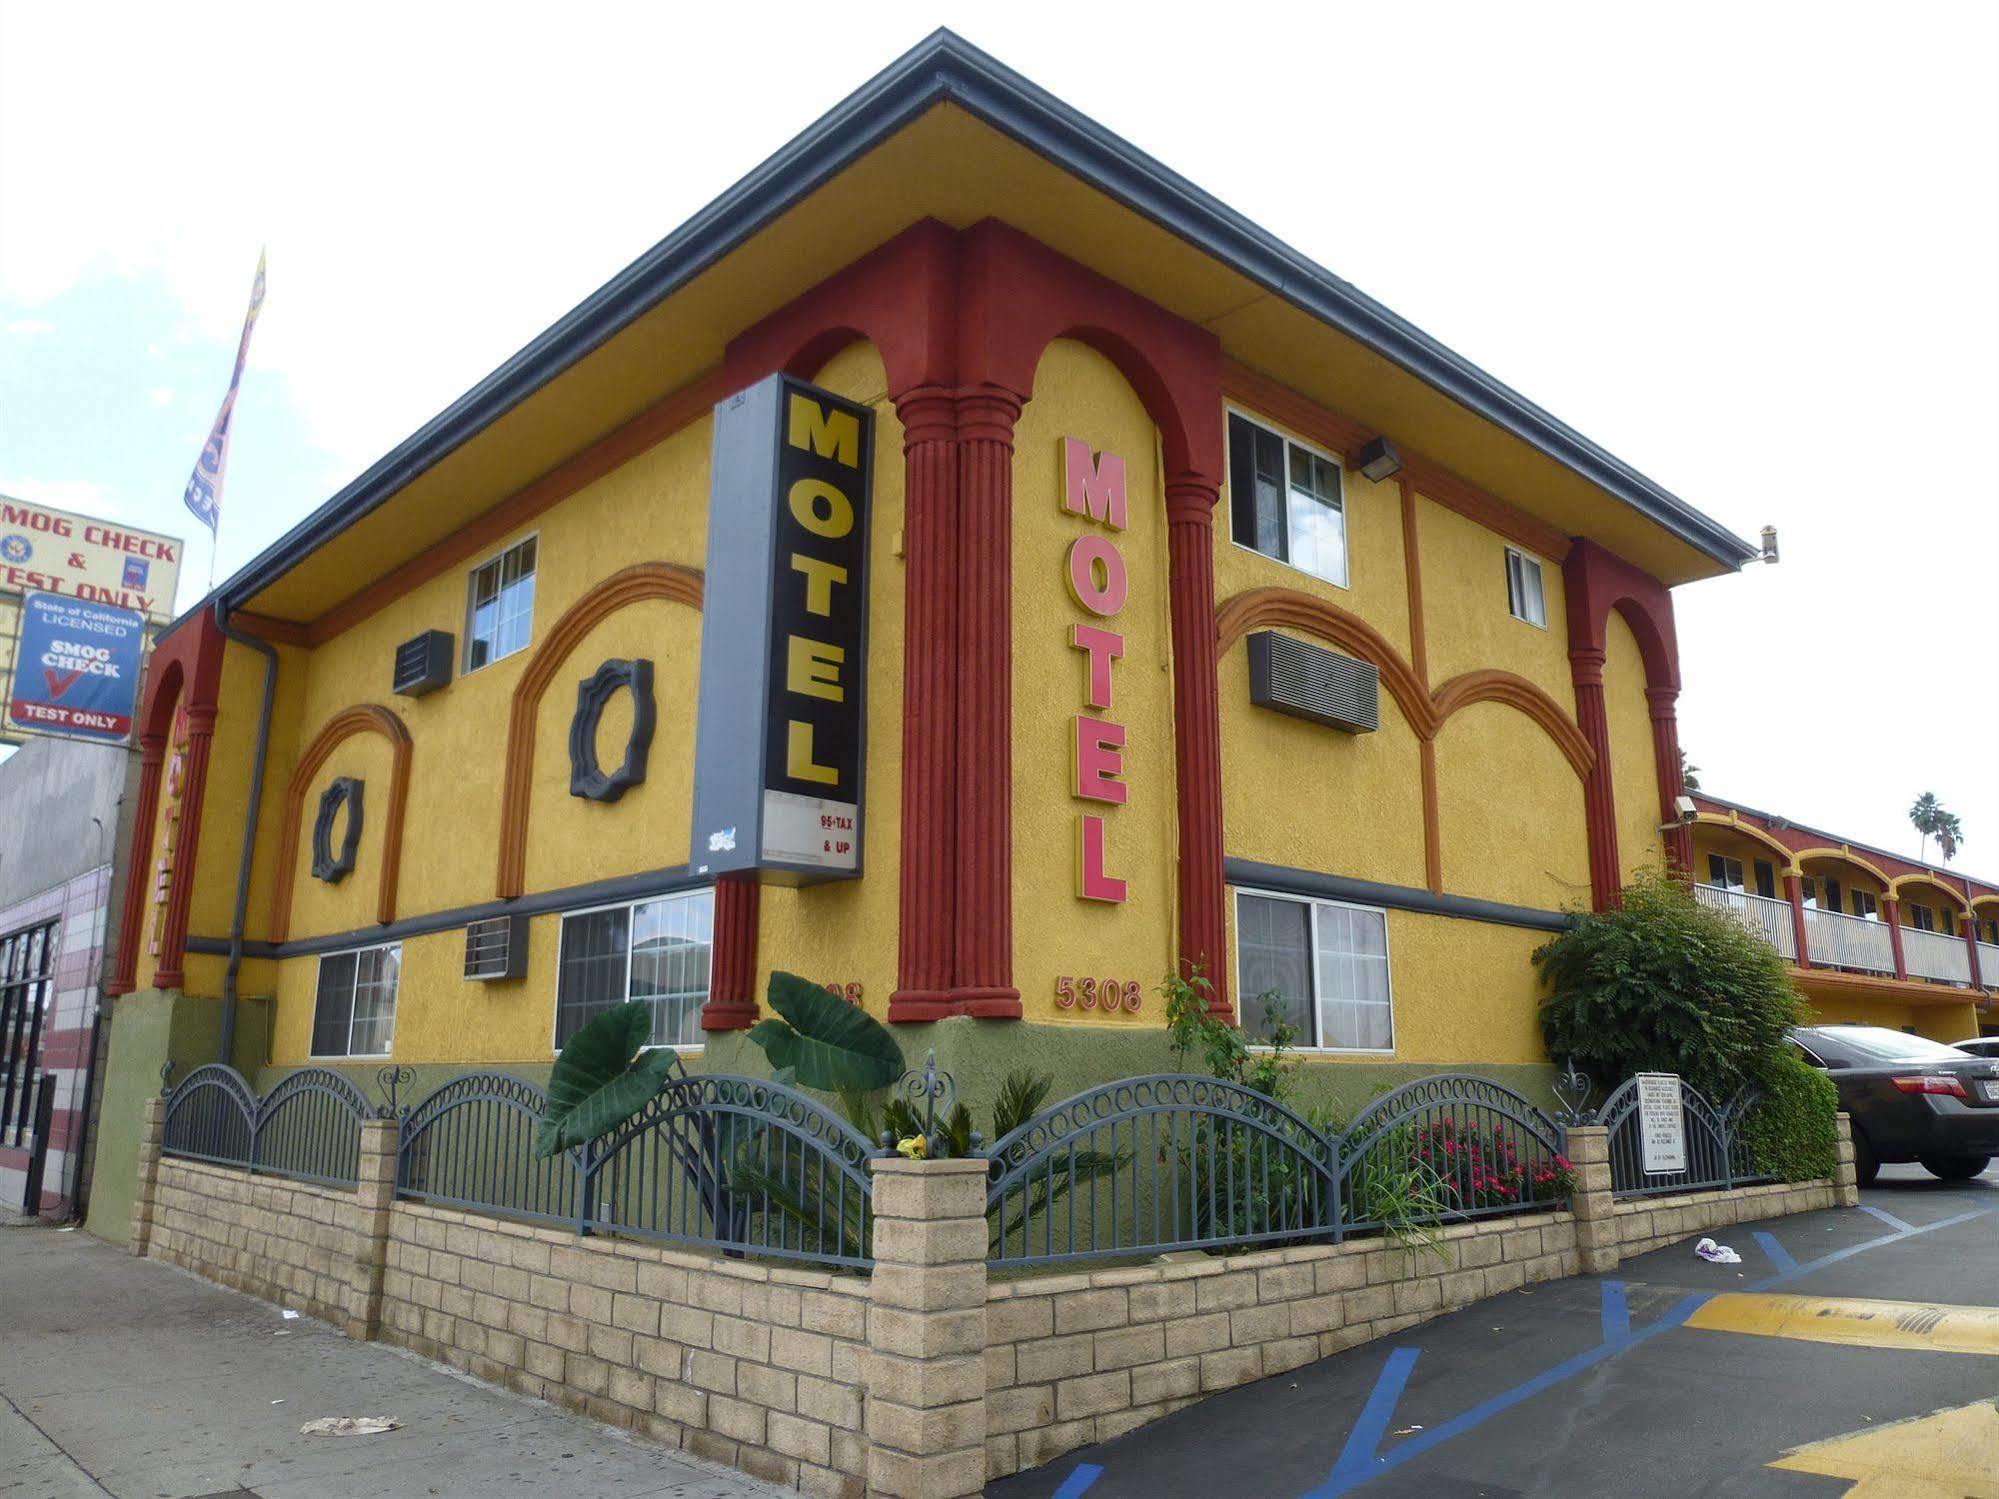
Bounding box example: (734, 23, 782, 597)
(90, 34, 1770, 1239)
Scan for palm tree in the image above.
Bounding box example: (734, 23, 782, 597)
(1678, 750, 1701, 794)
(1910, 793, 1965, 866)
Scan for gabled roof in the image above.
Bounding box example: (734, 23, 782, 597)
(193, 29, 1755, 635)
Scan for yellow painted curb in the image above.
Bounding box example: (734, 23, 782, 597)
(1689, 1293, 1999, 1357)
(1772, 1400, 1999, 1496)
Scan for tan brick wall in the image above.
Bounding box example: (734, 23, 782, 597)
(148, 1159, 380, 1334)
(982, 1215, 1581, 1480)
(1610, 1180, 1837, 1258)
(378, 1202, 871, 1499)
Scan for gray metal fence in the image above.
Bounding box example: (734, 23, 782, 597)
(160, 1063, 371, 1188)
(1598, 1077, 1767, 1198)
(396, 1071, 582, 1228)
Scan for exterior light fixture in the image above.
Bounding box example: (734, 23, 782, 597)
(1355, 436, 1403, 483)
(1760, 525, 1780, 564)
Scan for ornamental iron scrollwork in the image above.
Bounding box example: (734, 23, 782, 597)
(310, 777, 364, 883)
(568, 658, 656, 803)
(1551, 1058, 1594, 1126)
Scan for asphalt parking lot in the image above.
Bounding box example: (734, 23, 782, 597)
(988, 1163, 1999, 1498)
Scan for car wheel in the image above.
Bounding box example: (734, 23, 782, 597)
(1919, 1155, 1990, 1181)
(1852, 1128, 1880, 1187)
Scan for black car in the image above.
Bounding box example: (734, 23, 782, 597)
(1791, 1024, 1999, 1185)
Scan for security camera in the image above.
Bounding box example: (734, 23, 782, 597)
(1675, 795, 1698, 824)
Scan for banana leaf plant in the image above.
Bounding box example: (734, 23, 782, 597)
(533, 1002, 683, 1159)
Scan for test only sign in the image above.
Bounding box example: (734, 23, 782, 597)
(1636, 1072, 1687, 1174)
(7, 592, 145, 743)
(691, 373, 872, 884)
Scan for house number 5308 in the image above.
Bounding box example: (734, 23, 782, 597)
(1055, 976, 1142, 1012)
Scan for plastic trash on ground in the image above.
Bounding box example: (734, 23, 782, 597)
(1694, 1237, 1742, 1264)
(299, 1416, 402, 1437)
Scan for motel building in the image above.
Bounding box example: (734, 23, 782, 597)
(90, 33, 1767, 1242)
(1689, 795, 1999, 1042)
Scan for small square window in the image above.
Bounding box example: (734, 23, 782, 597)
(1228, 412, 1348, 588)
(311, 944, 400, 1058)
(1505, 548, 1547, 628)
(464, 536, 538, 672)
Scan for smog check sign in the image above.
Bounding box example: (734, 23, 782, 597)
(6, 591, 145, 743)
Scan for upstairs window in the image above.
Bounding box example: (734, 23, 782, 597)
(1505, 547, 1547, 628)
(1706, 855, 1744, 892)
(1753, 860, 1778, 900)
(311, 944, 400, 1058)
(1910, 904, 1937, 933)
(465, 536, 537, 672)
(1849, 889, 1876, 920)
(555, 888, 713, 1051)
(1227, 411, 1347, 588)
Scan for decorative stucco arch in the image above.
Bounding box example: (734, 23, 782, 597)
(1689, 812, 1798, 871)
(1888, 873, 1972, 910)
(1787, 846, 1895, 890)
(494, 560, 703, 900)
(268, 704, 413, 942)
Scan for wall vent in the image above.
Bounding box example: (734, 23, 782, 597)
(463, 914, 527, 982)
(1246, 630, 1379, 734)
(393, 630, 454, 697)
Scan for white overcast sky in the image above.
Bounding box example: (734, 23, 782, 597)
(2, 0, 1994, 875)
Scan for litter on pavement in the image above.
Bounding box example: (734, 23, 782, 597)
(299, 1416, 401, 1437)
(280, 1309, 301, 1320)
(1695, 1237, 1743, 1264)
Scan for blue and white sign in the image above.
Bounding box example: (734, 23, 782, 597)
(6, 592, 145, 743)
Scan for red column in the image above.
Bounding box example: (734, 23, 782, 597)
(1784, 873, 1810, 968)
(1646, 685, 1692, 881)
(1959, 897, 1983, 991)
(887, 386, 961, 1022)
(106, 732, 168, 996)
(701, 874, 762, 1031)
(152, 705, 216, 991)
(949, 383, 1023, 1019)
(1165, 477, 1232, 1020)
(1884, 897, 1908, 981)
(1568, 647, 1621, 910)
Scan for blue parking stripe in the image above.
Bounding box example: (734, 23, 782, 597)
(1600, 1280, 1630, 1344)
(1753, 1231, 1796, 1273)
(1051, 1462, 1103, 1499)
(1859, 1203, 1915, 1234)
(1327, 1346, 1420, 1485)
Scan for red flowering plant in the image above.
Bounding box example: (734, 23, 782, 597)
(1410, 1117, 1576, 1212)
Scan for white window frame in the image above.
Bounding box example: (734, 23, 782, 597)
(550, 886, 714, 1055)
(462, 532, 539, 674)
(1504, 546, 1548, 629)
(1224, 406, 1350, 590)
(308, 942, 401, 1061)
(1234, 886, 1395, 1055)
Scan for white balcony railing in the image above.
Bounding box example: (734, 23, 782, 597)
(1904, 926, 1973, 986)
(1980, 941, 1999, 993)
(1695, 883, 1797, 960)
(1803, 906, 1897, 975)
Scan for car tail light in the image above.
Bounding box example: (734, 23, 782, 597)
(1892, 1074, 1967, 1098)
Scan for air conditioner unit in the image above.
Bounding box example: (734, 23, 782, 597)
(393, 630, 454, 697)
(1246, 630, 1379, 735)
(463, 914, 527, 982)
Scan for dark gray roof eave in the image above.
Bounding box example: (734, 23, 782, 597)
(186, 28, 1753, 638)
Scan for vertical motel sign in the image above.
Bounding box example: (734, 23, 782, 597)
(692, 374, 873, 884)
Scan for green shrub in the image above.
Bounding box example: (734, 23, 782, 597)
(1534, 872, 1806, 1102)
(1740, 1051, 1838, 1182)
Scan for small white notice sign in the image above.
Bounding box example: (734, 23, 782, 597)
(1636, 1072, 1686, 1174)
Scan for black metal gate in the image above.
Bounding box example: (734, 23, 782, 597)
(2, 920, 59, 1214)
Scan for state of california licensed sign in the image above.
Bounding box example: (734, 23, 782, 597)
(6, 592, 146, 743)
(690, 373, 873, 885)
(1636, 1072, 1688, 1174)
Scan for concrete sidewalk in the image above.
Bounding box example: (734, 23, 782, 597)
(0, 1227, 783, 1498)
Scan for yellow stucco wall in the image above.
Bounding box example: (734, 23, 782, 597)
(1416, 498, 1570, 705)
(1433, 701, 1590, 910)
(1602, 610, 1664, 885)
(1009, 341, 1177, 1027)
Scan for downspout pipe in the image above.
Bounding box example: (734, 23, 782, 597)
(210, 599, 278, 1067)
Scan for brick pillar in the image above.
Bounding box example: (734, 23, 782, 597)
(1833, 1112, 1860, 1207)
(889, 386, 961, 1022)
(131, 1096, 164, 1256)
(1564, 1124, 1619, 1274)
(1165, 477, 1232, 1021)
(865, 1157, 989, 1498)
(1884, 898, 1908, 981)
(1568, 648, 1621, 910)
(951, 385, 1023, 1019)
(1784, 873, 1811, 967)
(702, 873, 761, 1031)
(347, 1118, 398, 1339)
